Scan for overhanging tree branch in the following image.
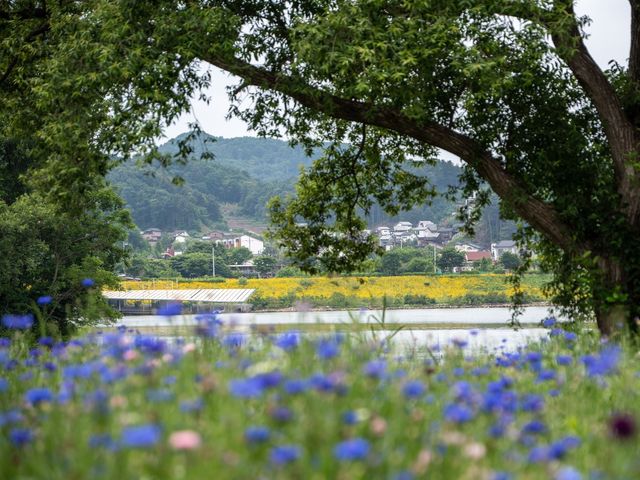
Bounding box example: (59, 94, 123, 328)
(549, 1, 640, 223)
(202, 52, 587, 255)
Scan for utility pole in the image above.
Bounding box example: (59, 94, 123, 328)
(433, 244, 437, 274)
(212, 245, 216, 277)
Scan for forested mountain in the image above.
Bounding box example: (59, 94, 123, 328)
(108, 132, 514, 243)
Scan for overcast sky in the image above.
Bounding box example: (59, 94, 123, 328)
(163, 0, 631, 140)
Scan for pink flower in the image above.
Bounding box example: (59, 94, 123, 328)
(169, 430, 202, 450)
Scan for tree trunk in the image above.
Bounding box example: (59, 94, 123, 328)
(594, 258, 630, 337)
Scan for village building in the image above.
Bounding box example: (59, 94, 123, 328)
(491, 240, 518, 261)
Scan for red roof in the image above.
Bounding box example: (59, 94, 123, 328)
(466, 251, 492, 262)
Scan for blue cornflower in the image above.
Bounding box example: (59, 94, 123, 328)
(342, 410, 359, 425)
(555, 466, 582, 480)
(81, 278, 95, 288)
(537, 369, 556, 382)
(254, 371, 283, 389)
(363, 359, 387, 379)
(0, 378, 8, 392)
(451, 337, 468, 348)
(37, 295, 53, 305)
(25, 387, 53, 406)
(222, 332, 246, 350)
(522, 420, 547, 435)
(120, 424, 161, 448)
(549, 436, 581, 459)
(157, 302, 182, 316)
(195, 314, 222, 337)
(443, 403, 474, 423)
(334, 438, 370, 461)
(270, 406, 293, 423)
(520, 394, 544, 412)
(38, 337, 55, 348)
(229, 377, 264, 398)
(2, 314, 34, 330)
(274, 331, 300, 351)
(9, 428, 34, 447)
(283, 378, 308, 395)
(270, 445, 301, 465)
(134, 336, 167, 355)
(245, 426, 270, 443)
(402, 380, 426, 399)
(0, 410, 23, 427)
(582, 345, 621, 377)
(542, 316, 557, 328)
(528, 445, 550, 463)
(564, 331, 577, 342)
(556, 354, 573, 366)
(316, 338, 340, 360)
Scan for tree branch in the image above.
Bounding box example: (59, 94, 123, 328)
(201, 53, 587, 255)
(549, 1, 640, 222)
(630, 1, 640, 83)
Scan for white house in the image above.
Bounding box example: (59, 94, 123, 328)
(173, 231, 190, 244)
(376, 226, 391, 237)
(491, 240, 518, 261)
(393, 221, 413, 233)
(416, 220, 437, 231)
(218, 235, 264, 255)
(454, 242, 483, 253)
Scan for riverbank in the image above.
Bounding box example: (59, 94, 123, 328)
(120, 274, 551, 311)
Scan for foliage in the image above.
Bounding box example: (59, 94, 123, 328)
(0, 320, 639, 478)
(170, 253, 233, 279)
(437, 248, 466, 273)
(3, 1, 639, 334)
(0, 187, 130, 336)
(501, 252, 522, 271)
(254, 256, 278, 278)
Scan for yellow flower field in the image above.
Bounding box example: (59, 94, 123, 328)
(119, 274, 548, 304)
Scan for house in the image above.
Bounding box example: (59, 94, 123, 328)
(436, 227, 456, 242)
(202, 231, 225, 241)
(218, 234, 264, 255)
(161, 246, 175, 259)
(173, 231, 190, 244)
(376, 226, 391, 237)
(416, 229, 441, 246)
(228, 260, 256, 276)
(416, 220, 437, 231)
(378, 234, 394, 249)
(465, 251, 493, 262)
(393, 221, 413, 233)
(141, 228, 162, 243)
(455, 242, 483, 253)
(394, 231, 417, 248)
(491, 240, 518, 261)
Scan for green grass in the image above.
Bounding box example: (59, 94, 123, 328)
(0, 318, 639, 479)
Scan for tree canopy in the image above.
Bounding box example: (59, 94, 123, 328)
(2, 1, 639, 336)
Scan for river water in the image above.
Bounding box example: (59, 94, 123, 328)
(116, 306, 558, 351)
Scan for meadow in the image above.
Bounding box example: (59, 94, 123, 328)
(1, 311, 638, 479)
(120, 274, 549, 309)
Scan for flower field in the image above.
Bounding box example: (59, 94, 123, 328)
(120, 274, 549, 309)
(1, 312, 639, 479)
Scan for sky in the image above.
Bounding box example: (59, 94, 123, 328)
(163, 0, 631, 141)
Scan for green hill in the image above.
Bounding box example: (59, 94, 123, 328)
(108, 132, 514, 243)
